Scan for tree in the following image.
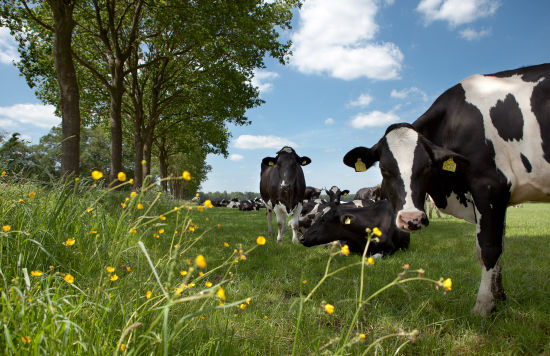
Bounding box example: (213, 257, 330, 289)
(3, 0, 302, 192)
(1, 0, 81, 177)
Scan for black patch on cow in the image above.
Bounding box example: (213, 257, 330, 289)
(489, 94, 523, 142)
(520, 153, 532, 173)
(531, 75, 550, 163)
(487, 63, 550, 83)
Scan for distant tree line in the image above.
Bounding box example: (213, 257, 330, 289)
(0, 0, 301, 198)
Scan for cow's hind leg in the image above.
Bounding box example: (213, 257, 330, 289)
(472, 200, 507, 317)
(289, 203, 303, 244)
(274, 204, 287, 243)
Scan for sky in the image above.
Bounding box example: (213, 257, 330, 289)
(1, 0, 550, 193)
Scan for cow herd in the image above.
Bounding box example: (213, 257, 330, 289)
(254, 63, 550, 316)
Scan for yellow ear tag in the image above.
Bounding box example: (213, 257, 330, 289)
(344, 217, 351, 225)
(442, 158, 456, 172)
(268, 161, 274, 166)
(302, 160, 307, 165)
(355, 158, 367, 172)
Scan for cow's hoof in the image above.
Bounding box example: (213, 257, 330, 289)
(292, 236, 300, 244)
(277, 237, 283, 243)
(472, 300, 495, 317)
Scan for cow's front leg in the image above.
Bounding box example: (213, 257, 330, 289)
(289, 203, 302, 244)
(472, 201, 507, 317)
(266, 207, 273, 237)
(273, 204, 287, 243)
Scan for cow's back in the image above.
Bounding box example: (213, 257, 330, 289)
(415, 64, 550, 205)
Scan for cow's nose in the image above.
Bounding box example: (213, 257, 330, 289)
(397, 211, 429, 231)
(298, 235, 305, 244)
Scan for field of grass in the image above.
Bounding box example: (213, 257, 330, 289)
(1, 177, 550, 355)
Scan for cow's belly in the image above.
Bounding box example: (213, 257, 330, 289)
(509, 179, 550, 204)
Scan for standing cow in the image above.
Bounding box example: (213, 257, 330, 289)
(343, 63, 550, 316)
(260, 146, 311, 243)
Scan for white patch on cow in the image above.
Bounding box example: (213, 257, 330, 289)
(385, 127, 424, 223)
(352, 200, 364, 207)
(331, 186, 339, 194)
(473, 264, 496, 317)
(322, 206, 331, 214)
(281, 180, 286, 187)
(282, 147, 293, 153)
(439, 192, 477, 224)
(462, 73, 550, 204)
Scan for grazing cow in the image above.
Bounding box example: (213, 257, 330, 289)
(343, 63, 550, 316)
(355, 186, 383, 202)
(304, 186, 322, 200)
(324, 185, 350, 205)
(299, 200, 410, 256)
(260, 146, 311, 243)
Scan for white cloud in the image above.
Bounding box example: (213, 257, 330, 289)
(233, 135, 297, 149)
(324, 117, 335, 125)
(0, 104, 60, 129)
(250, 69, 279, 93)
(390, 87, 428, 101)
(350, 111, 400, 128)
(0, 27, 19, 64)
(290, 0, 403, 80)
(459, 27, 491, 41)
(229, 153, 244, 161)
(348, 93, 373, 107)
(416, 0, 500, 27)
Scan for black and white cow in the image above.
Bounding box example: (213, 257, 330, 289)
(304, 186, 322, 200)
(355, 186, 383, 202)
(324, 185, 350, 205)
(260, 146, 311, 243)
(299, 200, 410, 256)
(298, 198, 371, 234)
(343, 63, 550, 316)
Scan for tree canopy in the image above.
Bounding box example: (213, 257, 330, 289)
(1, 0, 301, 197)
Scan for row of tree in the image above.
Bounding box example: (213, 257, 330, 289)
(0, 0, 300, 196)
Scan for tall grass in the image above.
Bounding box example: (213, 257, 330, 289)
(1, 173, 550, 355)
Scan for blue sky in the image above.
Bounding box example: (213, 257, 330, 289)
(1, 0, 549, 193)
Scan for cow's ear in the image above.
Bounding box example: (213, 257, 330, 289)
(423, 140, 469, 173)
(339, 213, 356, 226)
(343, 145, 379, 172)
(299, 156, 311, 166)
(342, 190, 350, 196)
(262, 157, 277, 166)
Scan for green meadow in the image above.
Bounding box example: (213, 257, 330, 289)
(1, 177, 550, 355)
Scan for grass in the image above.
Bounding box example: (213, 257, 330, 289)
(1, 176, 550, 355)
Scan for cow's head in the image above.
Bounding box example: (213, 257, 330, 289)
(343, 123, 468, 231)
(262, 146, 311, 193)
(324, 185, 349, 205)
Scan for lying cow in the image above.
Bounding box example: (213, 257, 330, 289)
(343, 63, 550, 316)
(260, 146, 311, 243)
(299, 200, 410, 256)
(298, 198, 371, 234)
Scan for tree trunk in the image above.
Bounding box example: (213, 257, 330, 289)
(158, 137, 168, 192)
(49, 0, 80, 178)
(143, 132, 154, 177)
(109, 77, 124, 184)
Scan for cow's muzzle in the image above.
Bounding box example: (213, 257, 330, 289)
(396, 210, 429, 231)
